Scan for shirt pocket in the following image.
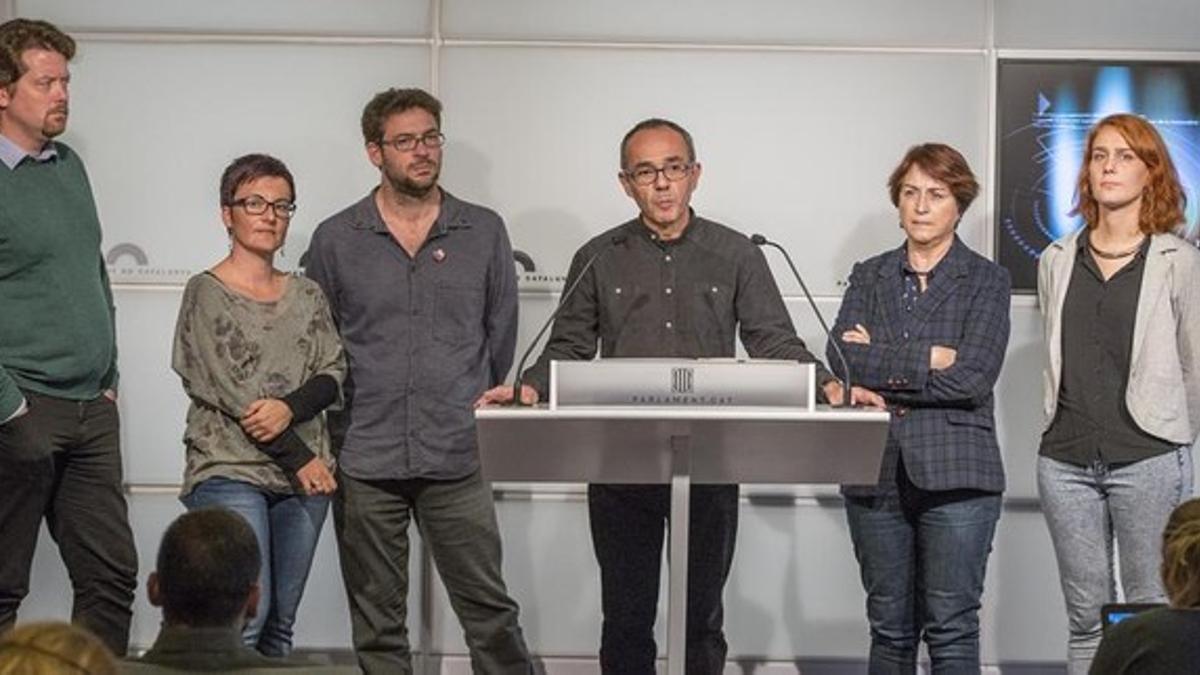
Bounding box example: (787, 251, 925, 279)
(599, 282, 647, 337)
(693, 282, 734, 344)
(434, 282, 485, 346)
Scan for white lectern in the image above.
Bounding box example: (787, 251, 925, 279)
(476, 360, 888, 675)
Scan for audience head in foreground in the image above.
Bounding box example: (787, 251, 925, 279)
(0, 621, 117, 675)
(148, 508, 262, 628)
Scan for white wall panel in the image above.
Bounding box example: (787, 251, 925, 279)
(440, 47, 988, 296)
(15, 0, 429, 37)
(113, 289, 189, 485)
(443, 0, 987, 48)
(63, 41, 428, 285)
(996, 0, 1200, 51)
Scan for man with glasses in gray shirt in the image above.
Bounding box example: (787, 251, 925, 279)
(480, 118, 881, 673)
(305, 88, 531, 674)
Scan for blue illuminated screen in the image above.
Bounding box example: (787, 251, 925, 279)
(996, 59, 1200, 291)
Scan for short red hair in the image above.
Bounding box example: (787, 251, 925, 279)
(1071, 113, 1186, 234)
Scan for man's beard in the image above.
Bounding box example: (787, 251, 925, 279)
(385, 164, 439, 199)
(42, 109, 68, 138)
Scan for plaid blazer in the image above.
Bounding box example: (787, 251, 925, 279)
(828, 237, 1011, 494)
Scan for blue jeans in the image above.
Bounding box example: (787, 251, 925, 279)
(182, 477, 330, 657)
(845, 476, 1001, 675)
(1037, 448, 1193, 675)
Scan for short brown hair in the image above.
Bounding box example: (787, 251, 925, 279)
(887, 143, 979, 216)
(219, 153, 295, 207)
(360, 87, 442, 145)
(1070, 113, 1186, 234)
(0, 621, 117, 675)
(1162, 498, 1200, 609)
(0, 19, 75, 89)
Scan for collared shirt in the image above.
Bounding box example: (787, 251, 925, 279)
(900, 253, 939, 315)
(0, 133, 58, 170)
(1040, 233, 1173, 465)
(305, 189, 518, 481)
(523, 212, 833, 395)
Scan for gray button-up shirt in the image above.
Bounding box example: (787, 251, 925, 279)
(305, 189, 518, 480)
(524, 213, 834, 395)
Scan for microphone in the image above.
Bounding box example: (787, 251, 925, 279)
(751, 234, 852, 407)
(510, 233, 629, 406)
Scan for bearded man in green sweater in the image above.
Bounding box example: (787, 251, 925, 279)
(0, 18, 136, 655)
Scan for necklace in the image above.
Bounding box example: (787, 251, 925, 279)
(1089, 236, 1146, 260)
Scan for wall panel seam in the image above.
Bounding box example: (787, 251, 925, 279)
(72, 31, 432, 46)
(441, 38, 986, 56)
(123, 483, 1044, 510)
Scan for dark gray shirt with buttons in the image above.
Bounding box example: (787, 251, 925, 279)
(523, 213, 833, 395)
(1040, 233, 1173, 465)
(305, 189, 518, 481)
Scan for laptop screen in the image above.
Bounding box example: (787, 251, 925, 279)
(1100, 603, 1165, 631)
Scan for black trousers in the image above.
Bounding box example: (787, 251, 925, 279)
(0, 391, 137, 655)
(588, 483, 739, 675)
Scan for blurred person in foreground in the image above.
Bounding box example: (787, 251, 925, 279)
(1091, 497, 1200, 674)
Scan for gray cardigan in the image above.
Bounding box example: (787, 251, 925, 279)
(1038, 229, 1200, 444)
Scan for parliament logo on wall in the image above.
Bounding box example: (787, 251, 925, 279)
(107, 242, 567, 288)
(106, 243, 191, 284)
(995, 58, 1200, 292)
(512, 246, 567, 291)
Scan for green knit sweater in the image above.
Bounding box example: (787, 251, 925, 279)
(0, 142, 117, 418)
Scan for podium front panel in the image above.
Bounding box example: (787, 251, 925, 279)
(475, 407, 889, 485)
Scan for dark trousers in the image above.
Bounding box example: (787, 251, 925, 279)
(588, 483, 738, 675)
(0, 391, 137, 655)
(333, 469, 531, 675)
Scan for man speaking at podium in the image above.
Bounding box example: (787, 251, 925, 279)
(479, 118, 881, 673)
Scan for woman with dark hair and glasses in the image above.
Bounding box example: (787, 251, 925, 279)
(171, 153, 345, 656)
(828, 143, 1011, 673)
(1038, 113, 1199, 674)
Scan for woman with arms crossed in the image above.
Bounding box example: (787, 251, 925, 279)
(172, 154, 345, 656)
(830, 143, 1011, 674)
(1038, 113, 1199, 674)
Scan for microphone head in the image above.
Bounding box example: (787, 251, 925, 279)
(610, 234, 628, 246)
(750, 234, 768, 246)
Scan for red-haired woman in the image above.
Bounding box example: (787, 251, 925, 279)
(1038, 113, 1199, 674)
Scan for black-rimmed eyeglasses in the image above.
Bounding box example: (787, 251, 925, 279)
(623, 161, 694, 186)
(230, 196, 297, 218)
(377, 132, 446, 152)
